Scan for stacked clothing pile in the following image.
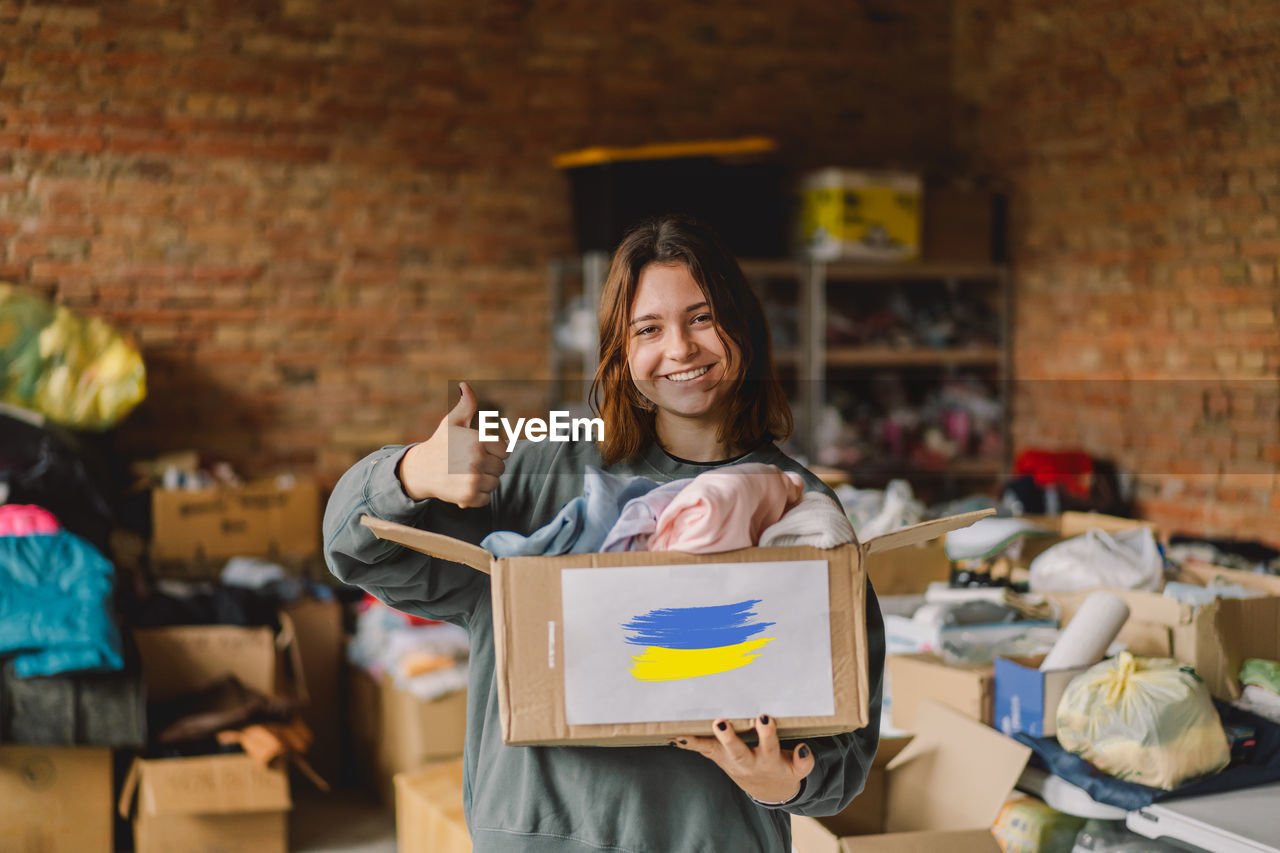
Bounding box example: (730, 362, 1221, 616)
(483, 462, 858, 558)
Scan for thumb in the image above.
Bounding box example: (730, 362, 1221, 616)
(447, 382, 479, 428)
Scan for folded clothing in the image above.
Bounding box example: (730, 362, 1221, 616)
(1237, 685, 1280, 725)
(1016, 701, 1280, 811)
(650, 463, 805, 554)
(0, 504, 60, 537)
(0, 509, 123, 677)
(758, 491, 857, 550)
(482, 466, 660, 557)
(600, 478, 693, 552)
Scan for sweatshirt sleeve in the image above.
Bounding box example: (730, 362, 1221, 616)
(322, 444, 493, 625)
(760, 577, 886, 817)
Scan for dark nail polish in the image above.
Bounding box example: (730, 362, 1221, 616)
(798, 745, 809, 759)
(759, 714, 770, 725)
(717, 721, 727, 731)
(667, 740, 677, 746)
(678, 739, 687, 745)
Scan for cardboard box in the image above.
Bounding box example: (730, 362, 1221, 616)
(1046, 586, 1280, 701)
(395, 759, 471, 853)
(118, 754, 291, 853)
(363, 510, 992, 746)
(1175, 558, 1280, 596)
(151, 477, 320, 563)
(348, 666, 468, 804)
(0, 745, 112, 853)
(993, 655, 1089, 737)
(887, 653, 995, 730)
(798, 168, 922, 262)
(133, 611, 307, 702)
(284, 598, 344, 782)
(791, 701, 1030, 853)
(865, 540, 949, 596)
(866, 513, 1149, 596)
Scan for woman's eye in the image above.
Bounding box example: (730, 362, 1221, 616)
(636, 325, 657, 336)
(693, 314, 712, 325)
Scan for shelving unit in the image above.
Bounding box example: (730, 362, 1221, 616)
(548, 255, 1012, 498)
(740, 258, 1012, 498)
(547, 251, 609, 414)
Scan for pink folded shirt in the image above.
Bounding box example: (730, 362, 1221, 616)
(649, 463, 805, 554)
(0, 504, 61, 537)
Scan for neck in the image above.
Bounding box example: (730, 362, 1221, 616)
(655, 412, 740, 462)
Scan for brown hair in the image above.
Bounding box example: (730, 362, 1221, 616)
(590, 215, 793, 465)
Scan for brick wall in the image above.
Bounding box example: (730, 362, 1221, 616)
(953, 0, 1280, 544)
(1, 0, 952, 485)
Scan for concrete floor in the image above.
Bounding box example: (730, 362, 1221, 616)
(290, 786, 397, 853)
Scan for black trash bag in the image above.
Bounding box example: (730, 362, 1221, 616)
(0, 410, 115, 553)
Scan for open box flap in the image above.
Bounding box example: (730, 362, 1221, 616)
(883, 700, 1029, 834)
(839, 828, 1000, 853)
(864, 510, 994, 555)
(118, 757, 142, 819)
(361, 515, 492, 575)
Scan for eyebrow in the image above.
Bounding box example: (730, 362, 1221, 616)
(630, 302, 709, 325)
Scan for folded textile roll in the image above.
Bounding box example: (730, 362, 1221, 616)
(758, 491, 857, 549)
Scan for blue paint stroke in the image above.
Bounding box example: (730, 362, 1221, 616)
(622, 600, 775, 650)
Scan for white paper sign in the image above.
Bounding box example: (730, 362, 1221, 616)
(561, 560, 834, 725)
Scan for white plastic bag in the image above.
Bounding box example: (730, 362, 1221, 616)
(1029, 527, 1162, 593)
(1056, 653, 1230, 790)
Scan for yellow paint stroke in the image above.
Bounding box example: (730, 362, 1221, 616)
(628, 638, 775, 682)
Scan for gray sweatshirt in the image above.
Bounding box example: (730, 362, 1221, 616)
(323, 438, 885, 853)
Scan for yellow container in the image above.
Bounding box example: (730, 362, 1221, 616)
(798, 169, 922, 261)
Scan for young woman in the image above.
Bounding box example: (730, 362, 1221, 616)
(324, 215, 885, 852)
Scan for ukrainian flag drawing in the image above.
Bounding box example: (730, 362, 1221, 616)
(621, 600, 776, 682)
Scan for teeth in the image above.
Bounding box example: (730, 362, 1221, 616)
(667, 365, 711, 382)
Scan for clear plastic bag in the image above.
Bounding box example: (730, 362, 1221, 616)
(0, 284, 146, 429)
(1071, 819, 1186, 852)
(1056, 653, 1230, 790)
(1029, 527, 1162, 593)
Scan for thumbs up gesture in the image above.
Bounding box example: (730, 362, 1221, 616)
(399, 382, 510, 507)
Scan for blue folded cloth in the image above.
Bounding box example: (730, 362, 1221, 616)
(0, 526, 124, 677)
(482, 466, 662, 557)
(1016, 701, 1280, 811)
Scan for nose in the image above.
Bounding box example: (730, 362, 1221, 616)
(665, 325, 697, 361)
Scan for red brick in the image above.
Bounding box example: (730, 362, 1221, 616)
(26, 133, 105, 153)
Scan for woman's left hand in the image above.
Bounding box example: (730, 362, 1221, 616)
(671, 714, 814, 804)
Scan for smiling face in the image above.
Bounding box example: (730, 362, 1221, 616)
(626, 262, 741, 431)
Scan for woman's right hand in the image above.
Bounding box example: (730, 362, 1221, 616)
(398, 382, 509, 507)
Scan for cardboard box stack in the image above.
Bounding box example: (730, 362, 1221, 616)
(349, 666, 469, 805)
(792, 702, 1030, 852)
(0, 745, 113, 853)
(882, 512, 1157, 730)
(396, 759, 472, 853)
(124, 612, 312, 852)
(150, 476, 321, 572)
(118, 754, 291, 853)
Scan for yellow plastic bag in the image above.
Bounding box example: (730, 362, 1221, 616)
(1056, 652, 1229, 790)
(0, 283, 146, 429)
